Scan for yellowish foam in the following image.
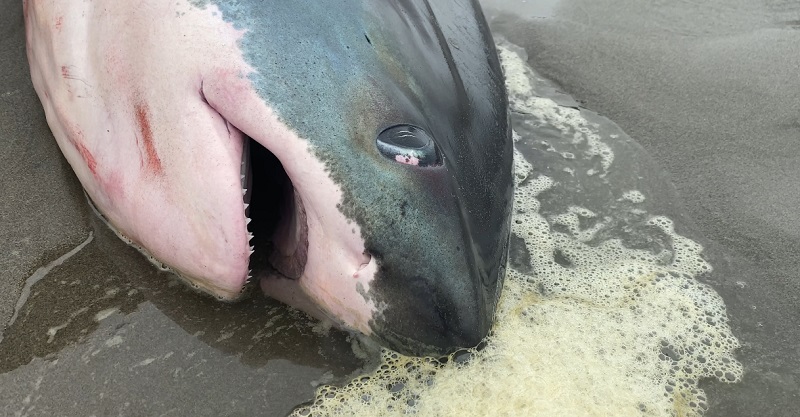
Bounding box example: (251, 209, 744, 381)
(292, 42, 742, 417)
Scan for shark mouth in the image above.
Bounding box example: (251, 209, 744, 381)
(242, 138, 309, 283)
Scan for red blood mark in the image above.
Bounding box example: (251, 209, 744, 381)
(66, 125, 98, 176)
(61, 65, 70, 79)
(100, 169, 125, 202)
(75, 141, 98, 175)
(105, 49, 132, 86)
(55, 16, 63, 31)
(134, 103, 164, 176)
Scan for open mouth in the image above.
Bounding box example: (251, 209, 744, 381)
(242, 138, 309, 283)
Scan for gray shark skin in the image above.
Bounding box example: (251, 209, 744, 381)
(25, 0, 513, 357)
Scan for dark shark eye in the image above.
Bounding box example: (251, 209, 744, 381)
(376, 125, 441, 167)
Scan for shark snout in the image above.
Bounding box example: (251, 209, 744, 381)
(369, 256, 496, 357)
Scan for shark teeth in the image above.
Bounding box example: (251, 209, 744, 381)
(241, 138, 254, 276)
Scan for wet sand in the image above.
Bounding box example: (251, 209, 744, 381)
(483, 0, 800, 415)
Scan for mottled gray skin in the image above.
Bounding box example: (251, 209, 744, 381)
(198, 0, 513, 355)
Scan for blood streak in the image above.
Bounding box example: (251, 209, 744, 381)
(76, 141, 98, 175)
(55, 16, 63, 31)
(134, 103, 164, 176)
(66, 125, 98, 176)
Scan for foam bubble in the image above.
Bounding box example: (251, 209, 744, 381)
(292, 41, 742, 417)
(622, 190, 647, 203)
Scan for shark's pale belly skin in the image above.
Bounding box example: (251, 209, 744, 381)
(24, 0, 513, 356)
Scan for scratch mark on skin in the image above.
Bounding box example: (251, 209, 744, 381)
(134, 103, 164, 176)
(61, 65, 92, 87)
(1, 233, 94, 343)
(66, 124, 99, 176)
(54, 16, 63, 31)
(74, 140, 98, 175)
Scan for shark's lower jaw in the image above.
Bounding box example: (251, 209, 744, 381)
(86, 135, 312, 302)
(243, 138, 309, 284)
(84, 192, 249, 301)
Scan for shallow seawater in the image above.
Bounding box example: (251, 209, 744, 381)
(293, 40, 743, 417)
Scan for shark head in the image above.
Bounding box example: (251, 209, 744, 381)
(26, 0, 512, 357)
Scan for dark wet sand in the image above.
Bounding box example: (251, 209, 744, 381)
(2, 0, 799, 415)
(1, 0, 89, 324)
(484, 0, 800, 415)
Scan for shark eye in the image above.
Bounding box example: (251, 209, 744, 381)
(376, 125, 442, 167)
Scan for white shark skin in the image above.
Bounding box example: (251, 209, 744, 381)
(25, 0, 379, 335)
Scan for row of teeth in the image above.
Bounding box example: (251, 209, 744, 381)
(241, 139, 255, 284)
(242, 180, 254, 283)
